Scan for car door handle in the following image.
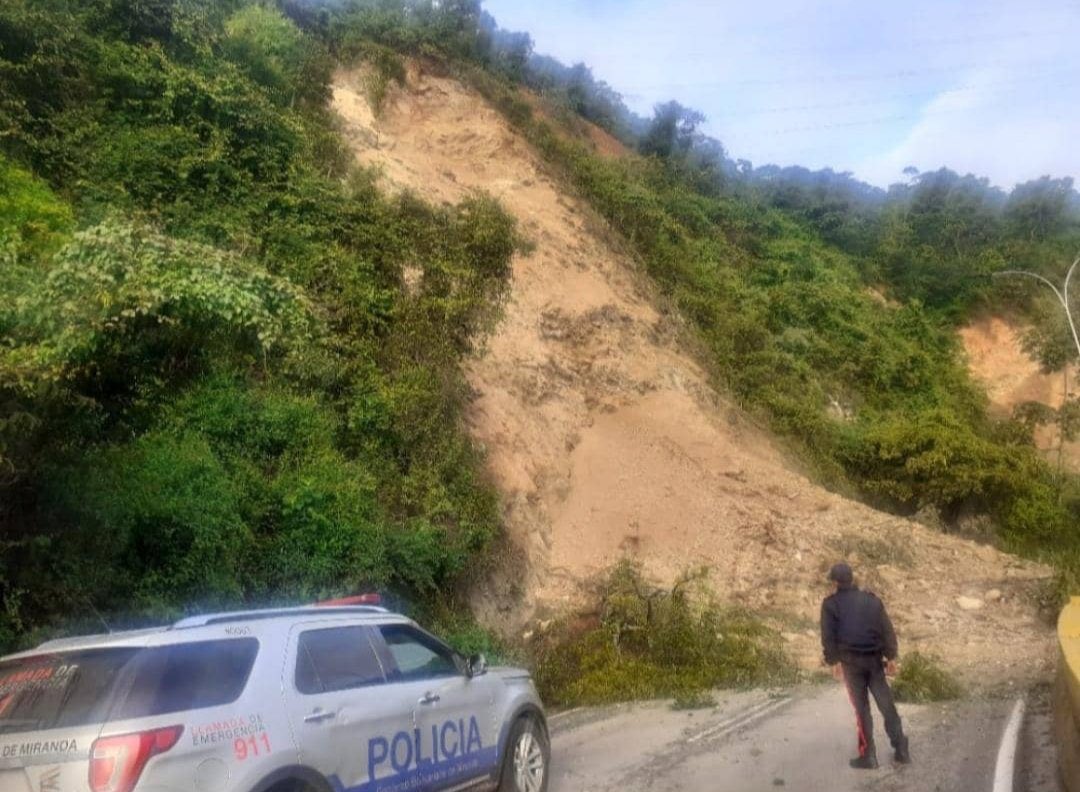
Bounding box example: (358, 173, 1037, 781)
(304, 709, 336, 723)
(418, 692, 441, 706)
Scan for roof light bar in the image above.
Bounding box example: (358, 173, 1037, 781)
(314, 593, 382, 607)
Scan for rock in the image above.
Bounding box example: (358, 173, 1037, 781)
(956, 596, 984, 611)
(985, 589, 1002, 602)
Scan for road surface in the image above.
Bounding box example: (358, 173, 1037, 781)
(548, 683, 1062, 792)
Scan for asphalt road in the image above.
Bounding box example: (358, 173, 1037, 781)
(548, 683, 1063, 792)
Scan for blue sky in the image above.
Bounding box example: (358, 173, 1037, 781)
(483, 0, 1080, 189)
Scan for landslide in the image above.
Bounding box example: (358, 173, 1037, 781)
(331, 63, 1054, 686)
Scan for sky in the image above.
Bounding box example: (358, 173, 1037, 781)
(483, 0, 1080, 190)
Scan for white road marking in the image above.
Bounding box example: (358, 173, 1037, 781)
(686, 695, 794, 745)
(991, 697, 1025, 792)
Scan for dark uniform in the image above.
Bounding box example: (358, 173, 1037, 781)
(821, 566, 910, 768)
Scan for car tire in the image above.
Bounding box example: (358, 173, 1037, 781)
(498, 715, 550, 792)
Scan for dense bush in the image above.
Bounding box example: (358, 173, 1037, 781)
(532, 562, 794, 706)
(892, 652, 963, 703)
(0, 0, 521, 646)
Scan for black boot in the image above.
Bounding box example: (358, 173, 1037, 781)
(893, 737, 911, 765)
(849, 754, 879, 770)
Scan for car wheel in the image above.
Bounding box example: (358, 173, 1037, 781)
(499, 715, 549, 792)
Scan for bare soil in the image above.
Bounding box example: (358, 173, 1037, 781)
(331, 65, 1055, 688)
(959, 314, 1080, 469)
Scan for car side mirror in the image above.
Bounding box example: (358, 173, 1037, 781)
(467, 653, 488, 678)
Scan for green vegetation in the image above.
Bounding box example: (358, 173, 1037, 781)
(4, 0, 1080, 671)
(892, 652, 963, 703)
(356, 42, 407, 113)
(0, 0, 522, 648)
(671, 690, 718, 710)
(531, 563, 795, 706)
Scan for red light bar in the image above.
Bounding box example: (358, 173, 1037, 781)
(315, 593, 381, 607)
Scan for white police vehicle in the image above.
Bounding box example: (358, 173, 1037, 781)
(0, 597, 549, 792)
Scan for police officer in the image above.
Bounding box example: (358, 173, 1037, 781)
(820, 562, 911, 769)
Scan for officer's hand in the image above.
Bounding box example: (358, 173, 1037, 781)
(885, 660, 898, 677)
(831, 663, 843, 681)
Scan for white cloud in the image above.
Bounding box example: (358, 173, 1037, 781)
(485, 0, 1080, 188)
(856, 61, 1080, 188)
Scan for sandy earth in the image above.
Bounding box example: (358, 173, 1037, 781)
(959, 314, 1080, 469)
(331, 64, 1055, 687)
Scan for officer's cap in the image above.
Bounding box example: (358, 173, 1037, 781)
(827, 562, 854, 585)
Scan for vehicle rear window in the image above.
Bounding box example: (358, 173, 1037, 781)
(0, 639, 258, 735)
(0, 649, 139, 735)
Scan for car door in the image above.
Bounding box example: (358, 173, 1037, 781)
(282, 622, 410, 791)
(373, 623, 499, 790)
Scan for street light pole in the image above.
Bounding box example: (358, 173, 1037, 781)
(993, 255, 1080, 477)
(993, 255, 1080, 362)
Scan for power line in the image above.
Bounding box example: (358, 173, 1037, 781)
(623, 59, 1074, 90)
(703, 68, 1080, 119)
(632, 9, 1080, 41)
(669, 27, 1070, 60)
(740, 80, 1073, 137)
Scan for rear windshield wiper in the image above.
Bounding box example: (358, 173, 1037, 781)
(0, 719, 43, 735)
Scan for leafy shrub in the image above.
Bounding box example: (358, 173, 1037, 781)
(0, 155, 74, 260)
(671, 690, 718, 710)
(356, 42, 407, 113)
(532, 562, 795, 706)
(1, 221, 315, 396)
(224, 4, 332, 107)
(40, 432, 250, 617)
(0, 1, 519, 649)
(892, 652, 963, 703)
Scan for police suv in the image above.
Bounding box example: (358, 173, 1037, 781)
(0, 599, 549, 792)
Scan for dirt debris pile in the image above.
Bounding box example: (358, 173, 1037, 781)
(332, 64, 1054, 686)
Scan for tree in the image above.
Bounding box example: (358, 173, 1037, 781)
(483, 18, 532, 81)
(639, 101, 705, 161)
(1005, 176, 1077, 242)
(877, 168, 1007, 309)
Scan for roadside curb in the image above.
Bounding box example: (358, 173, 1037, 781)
(1056, 597, 1080, 792)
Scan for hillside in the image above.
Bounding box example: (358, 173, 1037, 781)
(3, 0, 1078, 702)
(331, 64, 1054, 684)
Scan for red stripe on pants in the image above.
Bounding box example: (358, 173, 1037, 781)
(842, 669, 869, 757)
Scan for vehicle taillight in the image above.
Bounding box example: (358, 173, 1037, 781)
(89, 726, 183, 792)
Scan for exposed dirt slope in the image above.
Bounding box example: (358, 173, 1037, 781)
(960, 314, 1080, 469)
(332, 65, 1054, 686)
